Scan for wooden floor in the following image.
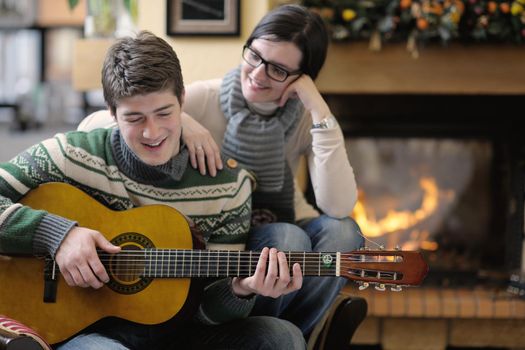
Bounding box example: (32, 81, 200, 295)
(343, 284, 525, 350)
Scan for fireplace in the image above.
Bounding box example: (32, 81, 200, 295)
(348, 137, 496, 286)
(319, 93, 525, 287)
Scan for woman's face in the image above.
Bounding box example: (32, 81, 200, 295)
(240, 38, 302, 104)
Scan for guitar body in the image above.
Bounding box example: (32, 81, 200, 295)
(0, 183, 197, 344)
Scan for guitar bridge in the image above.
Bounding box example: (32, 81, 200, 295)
(43, 257, 58, 303)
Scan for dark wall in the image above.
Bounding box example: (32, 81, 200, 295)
(324, 93, 523, 138)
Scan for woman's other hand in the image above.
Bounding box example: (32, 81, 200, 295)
(278, 74, 331, 123)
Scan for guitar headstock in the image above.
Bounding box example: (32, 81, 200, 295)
(340, 249, 429, 291)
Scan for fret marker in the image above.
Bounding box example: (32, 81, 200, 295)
(322, 254, 333, 268)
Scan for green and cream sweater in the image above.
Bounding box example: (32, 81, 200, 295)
(0, 128, 255, 326)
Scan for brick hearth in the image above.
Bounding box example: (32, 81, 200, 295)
(343, 284, 525, 349)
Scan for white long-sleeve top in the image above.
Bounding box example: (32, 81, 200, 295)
(78, 79, 357, 221)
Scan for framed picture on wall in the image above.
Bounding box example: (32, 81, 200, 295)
(167, 0, 240, 36)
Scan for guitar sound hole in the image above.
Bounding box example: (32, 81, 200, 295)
(110, 245, 144, 283)
(106, 232, 154, 295)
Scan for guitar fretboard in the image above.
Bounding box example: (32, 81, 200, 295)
(101, 250, 340, 279)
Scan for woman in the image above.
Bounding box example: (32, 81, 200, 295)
(79, 4, 363, 339)
(179, 4, 364, 338)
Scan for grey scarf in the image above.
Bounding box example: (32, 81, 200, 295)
(219, 67, 304, 192)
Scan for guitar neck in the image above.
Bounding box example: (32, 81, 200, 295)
(95, 248, 428, 286)
(101, 250, 340, 279)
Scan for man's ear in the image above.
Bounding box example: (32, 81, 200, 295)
(180, 90, 185, 108)
(107, 105, 116, 120)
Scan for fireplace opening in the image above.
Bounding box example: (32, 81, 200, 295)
(315, 93, 525, 287)
(347, 137, 495, 286)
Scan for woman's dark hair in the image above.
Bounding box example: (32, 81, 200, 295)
(246, 4, 329, 80)
(102, 31, 184, 116)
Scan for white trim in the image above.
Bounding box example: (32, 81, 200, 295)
(0, 168, 30, 194)
(0, 203, 22, 228)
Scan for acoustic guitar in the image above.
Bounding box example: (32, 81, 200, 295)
(0, 182, 428, 344)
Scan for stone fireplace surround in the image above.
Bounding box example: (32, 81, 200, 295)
(314, 42, 525, 277)
(313, 43, 525, 349)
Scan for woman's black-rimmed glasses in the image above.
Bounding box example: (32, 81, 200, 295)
(242, 45, 302, 82)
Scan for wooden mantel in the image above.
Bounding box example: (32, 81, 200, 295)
(73, 39, 524, 95)
(316, 42, 525, 95)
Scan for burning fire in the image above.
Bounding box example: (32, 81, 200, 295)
(352, 177, 453, 251)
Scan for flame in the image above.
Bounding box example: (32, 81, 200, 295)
(401, 230, 439, 251)
(352, 177, 452, 246)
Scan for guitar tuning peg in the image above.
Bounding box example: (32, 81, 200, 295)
(391, 285, 402, 292)
(358, 282, 369, 290)
(394, 245, 401, 251)
(374, 283, 386, 291)
(379, 245, 385, 250)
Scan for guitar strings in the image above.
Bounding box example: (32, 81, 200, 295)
(50, 250, 401, 280)
(93, 252, 399, 269)
(78, 263, 398, 280)
(95, 251, 399, 262)
(93, 257, 394, 269)
(79, 251, 401, 280)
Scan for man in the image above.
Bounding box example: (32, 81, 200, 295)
(0, 31, 305, 350)
(79, 5, 364, 340)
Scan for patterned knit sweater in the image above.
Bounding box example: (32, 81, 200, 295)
(0, 128, 255, 328)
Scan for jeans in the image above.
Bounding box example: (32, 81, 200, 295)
(55, 316, 305, 350)
(246, 215, 364, 337)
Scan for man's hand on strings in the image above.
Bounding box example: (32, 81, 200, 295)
(231, 247, 303, 298)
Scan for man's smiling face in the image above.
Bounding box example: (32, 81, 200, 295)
(114, 89, 184, 166)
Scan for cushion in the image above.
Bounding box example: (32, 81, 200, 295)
(0, 315, 51, 350)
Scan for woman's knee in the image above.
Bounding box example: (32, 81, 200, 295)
(306, 216, 365, 251)
(247, 223, 311, 251)
(332, 216, 365, 249)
